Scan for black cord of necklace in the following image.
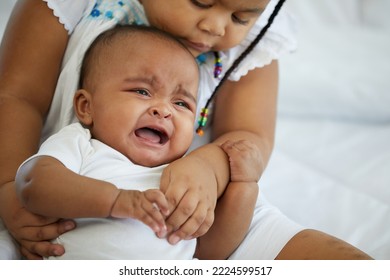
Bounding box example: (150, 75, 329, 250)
(196, 0, 287, 136)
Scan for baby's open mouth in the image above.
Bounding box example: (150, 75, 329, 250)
(135, 127, 169, 145)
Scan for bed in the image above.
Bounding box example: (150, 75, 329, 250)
(1, 0, 389, 259)
(261, 0, 390, 259)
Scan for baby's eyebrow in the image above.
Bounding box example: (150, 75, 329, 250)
(123, 77, 153, 85)
(246, 7, 264, 13)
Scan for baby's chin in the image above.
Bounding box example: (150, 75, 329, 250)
(128, 153, 170, 168)
(131, 150, 188, 168)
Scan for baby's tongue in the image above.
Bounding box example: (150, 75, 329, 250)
(135, 128, 161, 143)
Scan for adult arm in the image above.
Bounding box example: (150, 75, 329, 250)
(0, 0, 71, 259)
(161, 61, 279, 244)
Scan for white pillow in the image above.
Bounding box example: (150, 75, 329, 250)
(278, 2, 390, 122)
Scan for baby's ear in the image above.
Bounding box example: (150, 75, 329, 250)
(74, 89, 93, 126)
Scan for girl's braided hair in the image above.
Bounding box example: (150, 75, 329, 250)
(196, 0, 287, 135)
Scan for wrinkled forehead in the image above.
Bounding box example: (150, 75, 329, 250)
(98, 30, 196, 68)
(115, 33, 199, 82)
(125, 33, 198, 73)
(120, 31, 190, 54)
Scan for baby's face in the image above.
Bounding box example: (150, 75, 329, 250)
(141, 0, 270, 56)
(87, 34, 199, 167)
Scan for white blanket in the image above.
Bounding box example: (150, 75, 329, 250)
(1, 0, 389, 259)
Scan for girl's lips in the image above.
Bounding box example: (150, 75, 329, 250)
(183, 40, 211, 53)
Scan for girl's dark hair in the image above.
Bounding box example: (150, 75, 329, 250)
(196, 0, 287, 134)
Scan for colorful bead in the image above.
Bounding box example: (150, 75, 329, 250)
(213, 52, 222, 79)
(196, 108, 209, 136)
(196, 52, 222, 79)
(196, 128, 204, 136)
(214, 66, 222, 78)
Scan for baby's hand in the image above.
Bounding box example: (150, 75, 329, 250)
(110, 189, 169, 235)
(220, 140, 263, 183)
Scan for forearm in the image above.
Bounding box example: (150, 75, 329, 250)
(0, 96, 43, 188)
(195, 182, 258, 259)
(16, 156, 120, 218)
(211, 62, 279, 178)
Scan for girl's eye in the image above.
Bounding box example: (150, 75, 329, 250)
(232, 14, 250, 26)
(190, 0, 213, 9)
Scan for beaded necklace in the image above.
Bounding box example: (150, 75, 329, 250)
(213, 52, 223, 79)
(196, 51, 222, 79)
(196, 0, 287, 136)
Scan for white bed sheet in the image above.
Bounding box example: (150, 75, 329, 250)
(261, 0, 390, 259)
(1, 0, 389, 259)
(261, 118, 390, 259)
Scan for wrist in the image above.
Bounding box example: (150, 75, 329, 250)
(188, 143, 230, 197)
(224, 181, 259, 198)
(108, 188, 122, 217)
(0, 181, 19, 220)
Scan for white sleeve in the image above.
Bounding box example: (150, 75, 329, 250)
(22, 123, 93, 174)
(225, 0, 298, 81)
(43, 0, 95, 34)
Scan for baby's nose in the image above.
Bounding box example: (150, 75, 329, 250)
(149, 104, 172, 119)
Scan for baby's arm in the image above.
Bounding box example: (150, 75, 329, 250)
(195, 140, 261, 260)
(15, 156, 168, 234)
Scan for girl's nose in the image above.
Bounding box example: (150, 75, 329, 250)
(198, 16, 226, 37)
(149, 104, 172, 119)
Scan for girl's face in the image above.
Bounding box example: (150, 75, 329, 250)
(76, 34, 199, 167)
(141, 0, 270, 56)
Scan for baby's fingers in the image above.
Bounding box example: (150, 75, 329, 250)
(141, 190, 169, 235)
(144, 189, 170, 216)
(140, 203, 167, 235)
(168, 203, 214, 245)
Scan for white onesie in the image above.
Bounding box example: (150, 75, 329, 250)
(25, 123, 196, 260)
